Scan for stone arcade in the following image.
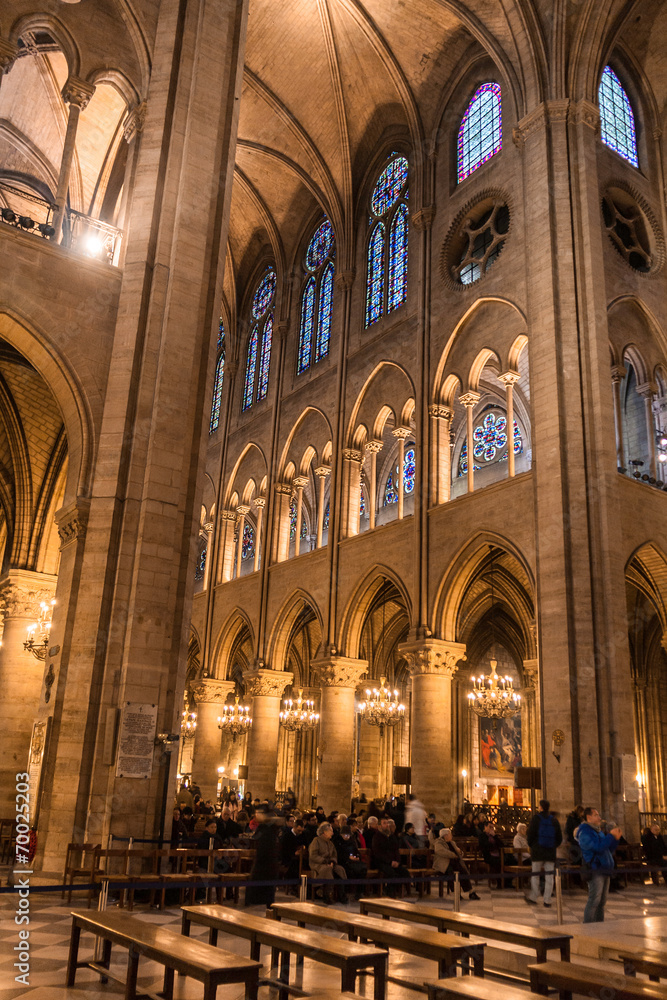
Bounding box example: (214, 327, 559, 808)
(0, 0, 666, 874)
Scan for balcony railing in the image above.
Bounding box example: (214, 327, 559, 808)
(0, 181, 123, 266)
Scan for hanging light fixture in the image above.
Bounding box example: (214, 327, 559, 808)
(23, 599, 56, 660)
(218, 696, 252, 742)
(359, 583, 405, 732)
(279, 689, 319, 733)
(468, 547, 521, 718)
(180, 706, 197, 741)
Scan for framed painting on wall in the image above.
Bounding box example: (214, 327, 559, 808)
(479, 714, 522, 776)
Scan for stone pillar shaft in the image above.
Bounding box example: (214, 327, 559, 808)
(53, 78, 96, 241)
(366, 442, 382, 530)
(459, 394, 480, 493)
(244, 669, 292, 800)
(312, 657, 367, 811)
(191, 679, 235, 802)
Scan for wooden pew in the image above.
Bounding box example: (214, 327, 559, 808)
(618, 950, 667, 982)
(181, 904, 388, 1000)
(270, 901, 486, 978)
(426, 977, 533, 1000)
(528, 960, 667, 1000)
(358, 896, 571, 963)
(66, 909, 261, 1000)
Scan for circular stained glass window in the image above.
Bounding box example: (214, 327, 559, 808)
(472, 413, 507, 461)
(371, 156, 408, 217)
(252, 270, 276, 319)
(306, 219, 335, 270)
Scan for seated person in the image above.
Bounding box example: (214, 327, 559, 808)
(335, 825, 367, 898)
(216, 807, 241, 845)
(401, 822, 426, 866)
(196, 818, 230, 873)
(280, 819, 306, 888)
(642, 823, 667, 885)
(433, 828, 480, 900)
(371, 817, 410, 898)
(513, 822, 531, 865)
(309, 822, 347, 903)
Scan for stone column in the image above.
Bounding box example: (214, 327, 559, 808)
(392, 428, 410, 519)
(521, 659, 540, 767)
(253, 497, 265, 573)
(341, 449, 362, 538)
(292, 477, 308, 556)
(191, 678, 235, 801)
(116, 102, 147, 259)
(498, 371, 520, 477)
(53, 76, 96, 242)
(0, 571, 58, 814)
(399, 639, 466, 817)
(459, 393, 480, 493)
(610, 365, 626, 470)
(315, 466, 330, 548)
(217, 510, 237, 583)
(272, 483, 292, 563)
(637, 382, 657, 478)
(244, 668, 293, 800)
(311, 657, 368, 811)
(202, 521, 214, 590)
(365, 441, 382, 530)
(429, 405, 453, 505)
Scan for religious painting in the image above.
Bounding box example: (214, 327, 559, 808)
(479, 714, 522, 776)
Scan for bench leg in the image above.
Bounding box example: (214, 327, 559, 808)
(473, 950, 484, 977)
(278, 949, 291, 1000)
(181, 911, 191, 937)
(125, 947, 139, 1000)
(561, 943, 570, 961)
(161, 965, 174, 1000)
(208, 927, 219, 947)
(529, 969, 548, 997)
(100, 938, 112, 984)
(66, 921, 81, 987)
(245, 968, 259, 1000)
(373, 958, 386, 1000)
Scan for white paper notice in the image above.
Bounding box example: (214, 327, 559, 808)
(116, 702, 158, 779)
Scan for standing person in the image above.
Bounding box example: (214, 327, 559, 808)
(575, 807, 623, 923)
(245, 807, 281, 907)
(641, 823, 667, 885)
(526, 800, 562, 907)
(405, 794, 428, 844)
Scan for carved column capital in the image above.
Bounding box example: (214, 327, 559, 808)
(274, 482, 293, 497)
(636, 381, 658, 399)
(62, 75, 96, 110)
(221, 508, 238, 522)
(365, 439, 383, 454)
(343, 449, 362, 463)
(253, 496, 266, 510)
(0, 571, 58, 621)
(293, 476, 309, 489)
(193, 678, 236, 704)
(392, 426, 411, 440)
(458, 391, 481, 408)
(314, 465, 331, 479)
(610, 364, 627, 384)
(398, 639, 466, 677)
(312, 656, 368, 688)
(236, 504, 251, 516)
(0, 37, 17, 74)
(55, 497, 91, 547)
(429, 404, 453, 421)
(123, 101, 147, 143)
(334, 270, 355, 291)
(498, 370, 520, 387)
(244, 668, 293, 698)
(569, 98, 600, 134)
(411, 206, 435, 231)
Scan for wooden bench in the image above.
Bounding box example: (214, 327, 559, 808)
(426, 976, 532, 1000)
(618, 950, 667, 982)
(181, 904, 388, 1000)
(359, 897, 571, 963)
(66, 909, 261, 1000)
(528, 960, 667, 1000)
(271, 901, 486, 979)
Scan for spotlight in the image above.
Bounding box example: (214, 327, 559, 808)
(18, 216, 35, 229)
(1, 207, 15, 223)
(38, 223, 55, 238)
(84, 235, 103, 256)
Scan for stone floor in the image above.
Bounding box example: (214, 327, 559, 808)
(1, 873, 666, 999)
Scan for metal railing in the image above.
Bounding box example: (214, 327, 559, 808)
(0, 181, 122, 265)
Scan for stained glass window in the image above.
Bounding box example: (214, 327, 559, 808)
(384, 445, 415, 503)
(242, 522, 255, 561)
(210, 346, 225, 433)
(298, 219, 336, 374)
(298, 278, 316, 374)
(384, 474, 398, 505)
(360, 486, 366, 517)
(323, 501, 330, 530)
(257, 314, 273, 401)
(195, 546, 207, 581)
(598, 66, 638, 167)
(217, 319, 225, 350)
(316, 262, 334, 362)
(366, 154, 409, 327)
(243, 269, 275, 410)
(243, 327, 258, 411)
(457, 83, 502, 183)
(289, 498, 309, 541)
(458, 412, 523, 476)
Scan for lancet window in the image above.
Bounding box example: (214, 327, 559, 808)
(457, 83, 502, 182)
(298, 219, 336, 373)
(243, 269, 276, 410)
(366, 154, 409, 326)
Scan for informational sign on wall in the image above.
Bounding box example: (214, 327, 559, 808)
(28, 717, 51, 826)
(115, 702, 158, 779)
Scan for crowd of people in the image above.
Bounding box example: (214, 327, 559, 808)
(172, 783, 667, 919)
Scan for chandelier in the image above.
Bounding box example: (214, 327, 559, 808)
(468, 658, 521, 718)
(218, 696, 252, 742)
(23, 599, 56, 660)
(359, 676, 405, 731)
(279, 689, 319, 733)
(181, 708, 197, 741)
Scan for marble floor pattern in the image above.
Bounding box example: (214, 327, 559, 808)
(1, 873, 666, 999)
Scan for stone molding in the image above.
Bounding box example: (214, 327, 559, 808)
(123, 101, 147, 143)
(636, 381, 658, 399)
(236, 504, 251, 516)
(274, 482, 293, 496)
(277, 321, 290, 341)
(568, 99, 600, 133)
(0, 37, 17, 74)
(498, 370, 520, 387)
(193, 678, 235, 704)
(56, 497, 91, 547)
(429, 404, 454, 421)
(610, 364, 627, 384)
(411, 206, 435, 231)
(0, 571, 58, 621)
(311, 656, 368, 688)
(244, 668, 293, 698)
(512, 100, 572, 149)
(343, 449, 362, 462)
(221, 509, 238, 522)
(365, 439, 383, 453)
(334, 270, 355, 291)
(398, 639, 467, 677)
(522, 658, 539, 690)
(227, 361, 239, 379)
(203, 521, 214, 533)
(458, 391, 480, 408)
(62, 76, 96, 110)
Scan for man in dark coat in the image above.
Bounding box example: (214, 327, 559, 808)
(525, 799, 562, 907)
(280, 819, 306, 889)
(216, 808, 241, 845)
(371, 817, 409, 897)
(245, 808, 281, 907)
(642, 823, 667, 884)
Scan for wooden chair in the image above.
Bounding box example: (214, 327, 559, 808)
(62, 843, 103, 906)
(0, 818, 16, 864)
